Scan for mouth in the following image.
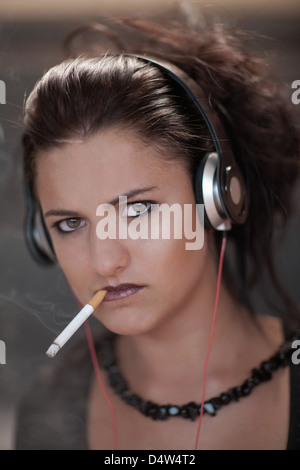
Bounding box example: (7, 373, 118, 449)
(100, 284, 145, 302)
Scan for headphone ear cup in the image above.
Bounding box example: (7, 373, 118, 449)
(194, 154, 214, 230)
(194, 152, 232, 231)
(24, 182, 56, 266)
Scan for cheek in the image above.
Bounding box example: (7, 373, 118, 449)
(166, 240, 206, 283)
(138, 234, 207, 293)
(52, 238, 89, 292)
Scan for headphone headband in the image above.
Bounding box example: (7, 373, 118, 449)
(132, 55, 248, 228)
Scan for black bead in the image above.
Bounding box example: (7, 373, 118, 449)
(107, 365, 118, 374)
(273, 350, 287, 365)
(123, 392, 143, 408)
(185, 402, 199, 421)
(269, 355, 281, 370)
(210, 397, 222, 410)
(109, 372, 126, 392)
(261, 368, 272, 381)
(251, 367, 271, 382)
(180, 407, 189, 419)
(220, 393, 232, 405)
(230, 386, 243, 401)
(241, 379, 254, 396)
(158, 406, 169, 420)
(260, 361, 274, 374)
(251, 370, 261, 385)
(102, 355, 116, 369)
(120, 390, 131, 400)
(143, 401, 161, 420)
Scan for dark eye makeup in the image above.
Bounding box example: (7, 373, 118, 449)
(50, 200, 156, 235)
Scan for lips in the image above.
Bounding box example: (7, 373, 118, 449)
(100, 284, 145, 302)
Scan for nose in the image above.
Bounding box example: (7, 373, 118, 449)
(89, 226, 130, 278)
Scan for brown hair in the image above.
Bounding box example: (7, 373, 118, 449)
(22, 17, 300, 326)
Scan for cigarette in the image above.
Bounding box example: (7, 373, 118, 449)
(46, 290, 107, 358)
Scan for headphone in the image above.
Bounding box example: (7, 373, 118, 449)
(24, 55, 249, 266)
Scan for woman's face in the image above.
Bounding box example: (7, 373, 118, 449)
(35, 127, 215, 336)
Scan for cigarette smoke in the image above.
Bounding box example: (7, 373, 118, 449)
(0, 290, 76, 334)
(0, 263, 78, 336)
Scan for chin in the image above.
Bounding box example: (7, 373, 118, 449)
(95, 312, 162, 338)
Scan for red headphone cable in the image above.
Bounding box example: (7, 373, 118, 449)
(85, 320, 119, 450)
(194, 231, 227, 449)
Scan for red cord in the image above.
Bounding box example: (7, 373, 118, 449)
(84, 320, 119, 450)
(85, 231, 227, 451)
(194, 232, 227, 450)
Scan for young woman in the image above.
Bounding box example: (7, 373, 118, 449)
(16, 17, 300, 450)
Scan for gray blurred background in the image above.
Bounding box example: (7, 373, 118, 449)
(0, 0, 299, 450)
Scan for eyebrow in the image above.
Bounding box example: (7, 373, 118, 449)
(44, 186, 158, 218)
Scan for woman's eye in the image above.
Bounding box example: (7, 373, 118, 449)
(54, 217, 85, 233)
(125, 201, 152, 218)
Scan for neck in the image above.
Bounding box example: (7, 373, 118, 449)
(110, 234, 277, 404)
(115, 282, 258, 404)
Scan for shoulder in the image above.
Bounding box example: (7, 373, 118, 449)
(15, 328, 105, 450)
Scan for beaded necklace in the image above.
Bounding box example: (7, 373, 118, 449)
(99, 332, 297, 421)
